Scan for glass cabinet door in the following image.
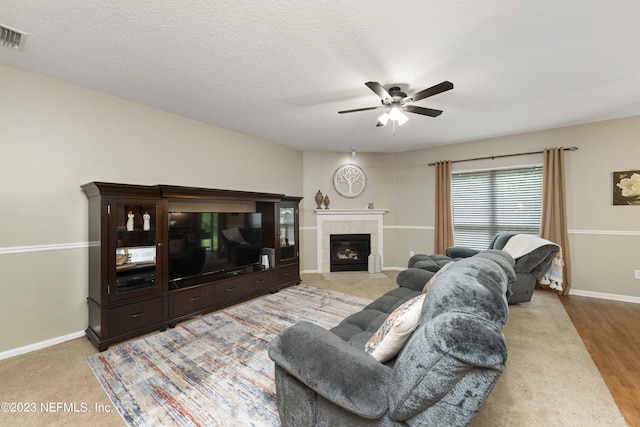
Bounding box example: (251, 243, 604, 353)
(279, 205, 297, 262)
(110, 198, 162, 301)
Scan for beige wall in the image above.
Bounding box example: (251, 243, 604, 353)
(395, 115, 640, 299)
(0, 65, 302, 354)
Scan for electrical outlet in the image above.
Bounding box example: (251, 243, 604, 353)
(635, 270, 640, 279)
(409, 251, 415, 257)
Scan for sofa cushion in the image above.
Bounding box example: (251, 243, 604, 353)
(330, 287, 419, 345)
(396, 268, 435, 291)
(407, 253, 451, 268)
(389, 312, 507, 420)
(330, 309, 382, 341)
(491, 231, 518, 250)
(513, 245, 559, 275)
(411, 256, 452, 272)
(444, 246, 480, 258)
(268, 321, 392, 419)
(364, 286, 419, 313)
(365, 294, 426, 362)
(422, 251, 514, 326)
(422, 261, 454, 293)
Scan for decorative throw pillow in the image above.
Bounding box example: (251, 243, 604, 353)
(364, 294, 426, 362)
(422, 261, 454, 293)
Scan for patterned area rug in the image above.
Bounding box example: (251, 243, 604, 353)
(87, 285, 371, 426)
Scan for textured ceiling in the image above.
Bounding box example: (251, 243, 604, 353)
(3, 1, 640, 153)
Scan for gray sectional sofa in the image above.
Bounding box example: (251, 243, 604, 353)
(268, 250, 516, 426)
(397, 232, 560, 304)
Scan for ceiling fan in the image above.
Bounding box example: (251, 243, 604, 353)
(338, 81, 454, 127)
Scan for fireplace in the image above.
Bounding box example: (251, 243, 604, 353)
(315, 208, 387, 273)
(330, 234, 370, 272)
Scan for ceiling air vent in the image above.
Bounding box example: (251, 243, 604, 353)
(0, 24, 27, 51)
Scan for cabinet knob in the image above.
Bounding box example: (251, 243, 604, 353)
(157, 242, 163, 246)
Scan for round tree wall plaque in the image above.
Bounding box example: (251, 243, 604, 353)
(333, 164, 367, 198)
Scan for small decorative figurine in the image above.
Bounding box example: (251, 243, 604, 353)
(116, 249, 130, 266)
(143, 212, 150, 231)
(126, 211, 134, 231)
(323, 195, 330, 209)
(315, 190, 324, 209)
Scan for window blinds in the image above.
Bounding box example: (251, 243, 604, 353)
(451, 166, 543, 249)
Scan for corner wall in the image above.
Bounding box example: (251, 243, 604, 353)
(300, 151, 397, 271)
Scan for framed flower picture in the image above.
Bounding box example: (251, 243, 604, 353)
(613, 170, 640, 205)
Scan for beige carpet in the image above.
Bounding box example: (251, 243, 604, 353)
(0, 271, 627, 426)
(310, 271, 627, 427)
(473, 290, 626, 426)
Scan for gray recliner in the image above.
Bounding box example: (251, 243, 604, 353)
(398, 232, 559, 304)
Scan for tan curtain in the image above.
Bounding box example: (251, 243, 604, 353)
(434, 161, 454, 254)
(540, 147, 572, 295)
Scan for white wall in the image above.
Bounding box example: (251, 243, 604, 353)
(0, 65, 302, 354)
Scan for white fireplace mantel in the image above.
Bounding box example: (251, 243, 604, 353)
(314, 209, 388, 273)
(314, 208, 389, 216)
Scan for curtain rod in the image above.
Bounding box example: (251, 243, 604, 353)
(427, 146, 578, 167)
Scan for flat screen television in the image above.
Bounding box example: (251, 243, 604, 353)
(168, 211, 263, 283)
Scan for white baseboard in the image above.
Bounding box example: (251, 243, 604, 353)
(301, 267, 405, 275)
(0, 330, 86, 361)
(569, 289, 640, 304)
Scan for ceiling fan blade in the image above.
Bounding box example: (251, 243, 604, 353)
(410, 81, 454, 102)
(404, 105, 443, 117)
(365, 81, 391, 100)
(338, 106, 384, 114)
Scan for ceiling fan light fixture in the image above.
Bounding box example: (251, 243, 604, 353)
(340, 80, 452, 129)
(388, 106, 402, 121)
(396, 111, 409, 126)
(377, 112, 390, 126)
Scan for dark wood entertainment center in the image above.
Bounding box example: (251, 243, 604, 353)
(82, 182, 301, 351)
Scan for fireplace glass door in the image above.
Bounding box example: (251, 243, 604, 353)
(329, 234, 370, 272)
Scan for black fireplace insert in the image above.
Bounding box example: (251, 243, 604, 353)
(329, 234, 371, 272)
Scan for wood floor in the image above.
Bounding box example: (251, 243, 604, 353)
(561, 294, 640, 427)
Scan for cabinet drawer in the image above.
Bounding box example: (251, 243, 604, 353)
(109, 296, 164, 337)
(277, 264, 299, 285)
(217, 277, 250, 303)
(249, 270, 274, 293)
(170, 286, 214, 318)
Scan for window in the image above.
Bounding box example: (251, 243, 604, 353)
(451, 166, 543, 249)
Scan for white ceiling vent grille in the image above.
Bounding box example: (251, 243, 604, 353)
(0, 24, 27, 51)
